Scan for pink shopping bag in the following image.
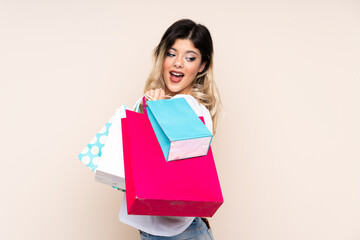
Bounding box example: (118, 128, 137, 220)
(121, 109, 223, 217)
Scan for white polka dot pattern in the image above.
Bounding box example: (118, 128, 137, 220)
(92, 156, 100, 165)
(99, 126, 107, 134)
(91, 146, 99, 155)
(78, 121, 112, 172)
(81, 155, 91, 165)
(81, 146, 89, 155)
(99, 135, 107, 144)
(90, 136, 97, 144)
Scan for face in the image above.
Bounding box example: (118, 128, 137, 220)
(162, 39, 206, 95)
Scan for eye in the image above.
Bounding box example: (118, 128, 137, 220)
(166, 52, 176, 57)
(186, 57, 196, 62)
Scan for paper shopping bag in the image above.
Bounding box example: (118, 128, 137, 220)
(122, 109, 223, 217)
(147, 98, 213, 161)
(78, 96, 144, 190)
(94, 105, 128, 190)
(78, 118, 112, 172)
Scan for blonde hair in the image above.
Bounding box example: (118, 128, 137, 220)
(144, 19, 222, 134)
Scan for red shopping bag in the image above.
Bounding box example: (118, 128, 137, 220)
(121, 109, 223, 217)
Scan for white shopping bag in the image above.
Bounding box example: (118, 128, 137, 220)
(79, 97, 143, 190)
(94, 105, 127, 190)
(94, 97, 143, 190)
(78, 120, 112, 172)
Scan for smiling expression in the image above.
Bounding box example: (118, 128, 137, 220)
(162, 39, 206, 95)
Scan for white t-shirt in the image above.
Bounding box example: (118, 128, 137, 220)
(119, 94, 213, 237)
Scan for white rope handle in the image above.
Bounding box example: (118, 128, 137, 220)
(131, 94, 153, 112)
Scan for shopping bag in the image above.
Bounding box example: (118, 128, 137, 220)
(94, 105, 127, 190)
(79, 96, 142, 190)
(78, 118, 112, 172)
(93, 97, 143, 190)
(147, 98, 213, 161)
(122, 109, 223, 217)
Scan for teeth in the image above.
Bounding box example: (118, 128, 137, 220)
(171, 72, 183, 77)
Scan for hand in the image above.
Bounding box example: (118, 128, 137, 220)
(145, 88, 166, 101)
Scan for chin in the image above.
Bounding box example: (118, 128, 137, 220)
(167, 88, 182, 95)
(165, 83, 181, 94)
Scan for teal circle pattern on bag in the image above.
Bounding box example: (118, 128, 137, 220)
(78, 122, 112, 172)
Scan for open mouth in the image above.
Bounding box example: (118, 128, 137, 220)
(170, 71, 184, 77)
(169, 71, 184, 83)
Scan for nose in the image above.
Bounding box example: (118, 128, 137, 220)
(174, 56, 183, 68)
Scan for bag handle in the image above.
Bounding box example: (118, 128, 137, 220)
(142, 97, 147, 115)
(131, 94, 154, 113)
(131, 94, 174, 113)
(131, 97, 142, 113)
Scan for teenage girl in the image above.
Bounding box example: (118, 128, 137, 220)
(119, 19, 221, 240)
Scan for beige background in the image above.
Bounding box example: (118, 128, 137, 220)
(1, 0, 359, 239)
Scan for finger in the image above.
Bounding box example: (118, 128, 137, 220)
(159, 88, 165, 99)
(149, 89, 155, 99)
(153, 89, 160, 100)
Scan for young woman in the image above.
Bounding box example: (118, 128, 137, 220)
(119, 19, 221, 240)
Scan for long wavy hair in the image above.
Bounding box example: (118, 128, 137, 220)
(144, 19, 222, 134)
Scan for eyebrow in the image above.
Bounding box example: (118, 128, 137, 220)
(169, 47, 199, 56)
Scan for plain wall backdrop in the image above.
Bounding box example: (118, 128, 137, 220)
(1, 0, 359, 239)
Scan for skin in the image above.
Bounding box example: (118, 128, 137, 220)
(146, 39, 206, 101)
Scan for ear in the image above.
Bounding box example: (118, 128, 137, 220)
(198, 62, 206, 73)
